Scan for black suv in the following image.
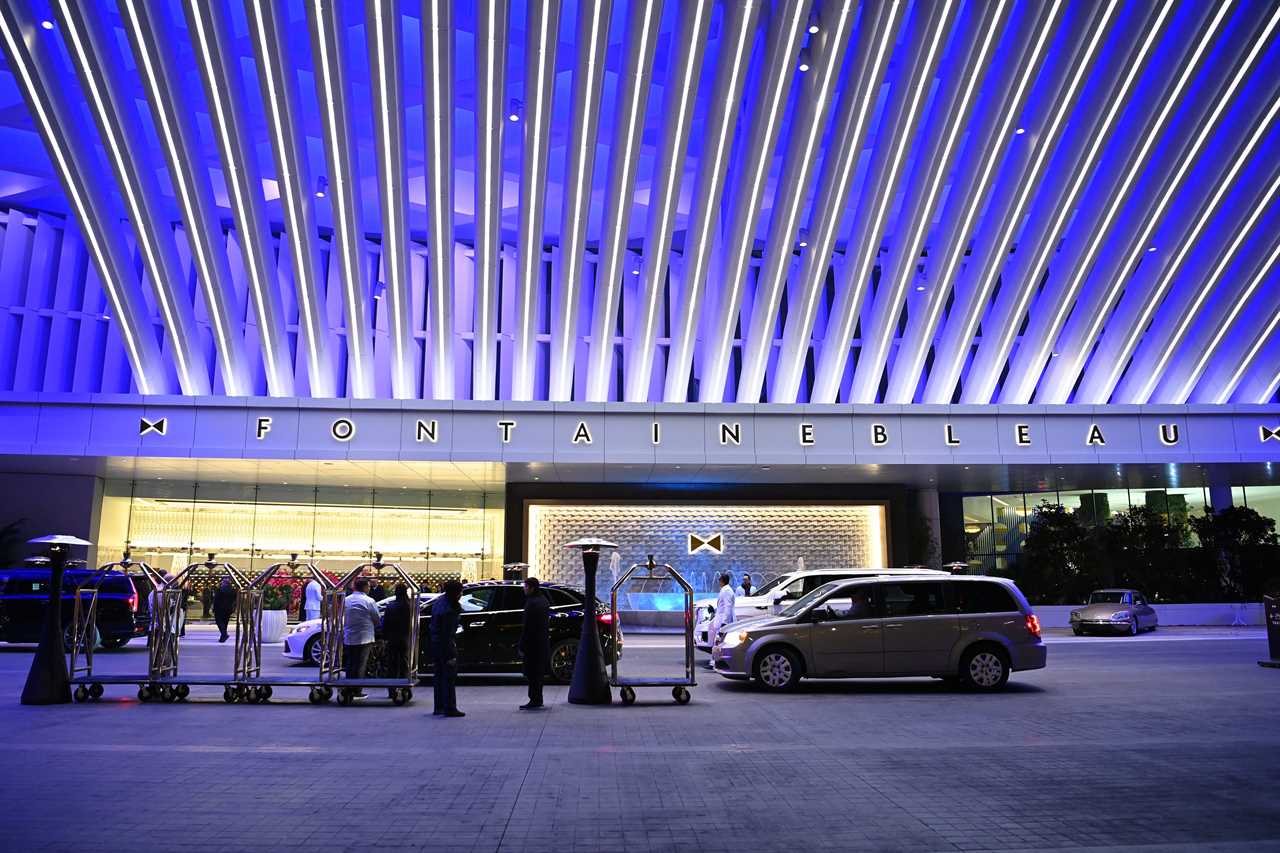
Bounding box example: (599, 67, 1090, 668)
(0, 568, 152, 649)
(369, 580, 623, 683)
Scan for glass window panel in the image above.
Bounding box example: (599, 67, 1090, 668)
(962, 495, 994, 558)
(1243, 485, 1280, 527)
(990, 493, 1028, 557)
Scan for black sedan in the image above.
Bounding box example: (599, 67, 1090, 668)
(0, 567, 152, 648)
(360, 581, 622, 683)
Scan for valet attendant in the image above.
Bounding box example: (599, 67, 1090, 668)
(708, 573, 736, 667)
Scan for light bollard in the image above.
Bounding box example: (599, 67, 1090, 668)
(565, 537, 617, 705)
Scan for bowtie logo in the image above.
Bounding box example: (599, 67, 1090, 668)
(1262, 425, 1280, 443)
(139, 417, 167, 436)
(688, 533, 724, 555)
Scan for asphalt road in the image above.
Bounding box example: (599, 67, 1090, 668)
(0, 626, 1276, 852)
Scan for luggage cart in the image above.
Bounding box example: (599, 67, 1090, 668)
(228, 554, 334, 704)
(68, 553, 157, 701)
(609, 555, 695, 705)
(320, 553, 421, 706)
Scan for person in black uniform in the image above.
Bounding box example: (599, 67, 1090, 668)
(382, 583, 412, 680)
(519, 577, 551, 710)
(212, 577, 236, 643)
(429, 580, 464, 718)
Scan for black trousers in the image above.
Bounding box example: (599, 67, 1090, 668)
(523, 656, 546, 706)
(432, 650, 457, 713)
(344, 643, 373, 681)
(213, 611, 231, 639)
(384, 641, 409, 679)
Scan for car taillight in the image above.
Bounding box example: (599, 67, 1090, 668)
(597, 612, 614, 625)
(1025, 613, 1041, 638)
(127, 592, 138, 613)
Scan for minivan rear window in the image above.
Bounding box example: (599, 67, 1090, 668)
(881, 582, 947, 617)
(955, 581, 1017, 614)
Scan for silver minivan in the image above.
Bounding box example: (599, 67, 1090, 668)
(711, 575, 1046, 691)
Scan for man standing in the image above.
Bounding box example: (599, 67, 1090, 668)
(708, 573, 736, 666)
(429, 580, 465, 717)
(342, 578, 381, 700)
(737, 574, 754, 597)
(304, 575, 323, 623)
(519, 577, 551, 710)
(212, 576, 236, 643)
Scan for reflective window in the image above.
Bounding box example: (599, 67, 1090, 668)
(962, 496, 994, 558)
(954, 581, 1018, 614)
(459, 587, 501, 612)
(814, 585, 875, 621)
(881, 582, 947, 617)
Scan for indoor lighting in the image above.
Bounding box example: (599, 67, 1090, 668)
(40, 19, 54, 30)
(1014, 127, 1025, 134)
(798, 59, 810, 72)
(808, 23, 820, 34)
(915, 284, 926, 292)
(1147, 245, 1157, 252)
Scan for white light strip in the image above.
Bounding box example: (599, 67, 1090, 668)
(587, 0, 659, 402)
(1028, 0, 1232, 403)
(1081, 4, 1279, 403)
(246, 0, 328, 396)
(893, 0, 1061, 402)
(626, 0, 712, 402)
(737, 0, 857, 401)
(425, 0, 452, 399)
(551, 0, 609, 400)
(774, 0, 903, 403)
(57, 0, 201, 395)
(702, 0, 809, 401)
(188, 2, 296, 396)
(0, 11, 153, 394)
(855, 0, 1007, 402)
(1220, 305, 1280, 404)
(474, 0, 501, 399)
(813, 0, 956, 404)
(120, 0, 243, 396)
(1179, 231, 1280, 403)
(310, 0, 372, 398)
(944, 0, 1120, 403)
(664, 0, 758, 401)
(372, 0, 410, 398)
(514, 2, 556, 400)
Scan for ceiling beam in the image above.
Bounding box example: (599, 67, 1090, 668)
(512, 0, 562, 401)
(422, 0, 456, 400)
(55, 0, 211, 396)
(736, 0, 859, 404)
(697, 0, 812, 403)
(242, 0, 338, 398)
(662, 0, 763, 402)
(0, 2, 166, 394)
(584, 0, 664, 403)
(471, 0, 508, 401)
(623, 0, 713, 403)
(305, 0, 376, 398)
(119, 0, 251, 398)
(809, 0, 961, 404)
(772, 0, 906, 404)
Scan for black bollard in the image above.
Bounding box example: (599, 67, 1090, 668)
(566, 539, 615, 704)
(20, 538, 86, 705)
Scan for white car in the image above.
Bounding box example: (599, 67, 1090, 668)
(282, 592, 439, 664)
(694, 567, 951, 651)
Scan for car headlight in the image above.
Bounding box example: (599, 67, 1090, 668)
(290, 623, 311, 634)
(720, 630, 750, 649)
(1111, 611, 1131, 621)
(1070, 611, 1081, 620)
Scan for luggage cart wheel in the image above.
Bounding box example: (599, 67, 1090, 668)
(73, 686, 89, 703)
(176, 684, 190, 700)
(337, 689, 353, 707)
(321, 687, 333, 702)
(673, 687, 691, 705)
(138, 685, 153, 703)
(308, 688, 323, 704)
(160, 685, 176, 703)
(89, 683, 104, 700)
(391, 688, 409, 706)
(223, 686, 237, 704)
(260, 685, 273, 702)
(619, 686, 636, 705)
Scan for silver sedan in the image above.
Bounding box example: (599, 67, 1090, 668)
(1069, 589, 1159, 636)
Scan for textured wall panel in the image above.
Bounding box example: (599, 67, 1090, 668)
(527, 503, 886, 597)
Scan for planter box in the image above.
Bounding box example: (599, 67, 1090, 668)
(261, 609, 289, 643)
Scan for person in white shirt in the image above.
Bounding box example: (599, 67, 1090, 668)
(342, 578, 382, 699)
(304, 577, 323, 622)
(708, 573, 736, 666)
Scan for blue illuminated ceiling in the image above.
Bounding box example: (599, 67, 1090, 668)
(0, 0, 1277, 405)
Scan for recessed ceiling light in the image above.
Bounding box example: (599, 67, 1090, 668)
(808, 23, 819, 34)
(40, 19, 54, 30)
(1147, 245, 1157, 252)
(798, 61, 810, 72)
(1050, 351, 1060, 357)
(798, 240, 808, 248)
(1015, 127, 1026, 135)
(915, 285, 926, 292)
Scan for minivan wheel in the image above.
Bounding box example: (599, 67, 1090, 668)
(961, 646, 1010, 691)
(754, 647, 801, 691)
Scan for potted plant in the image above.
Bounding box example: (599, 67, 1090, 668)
(260, 584, 293, 644)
